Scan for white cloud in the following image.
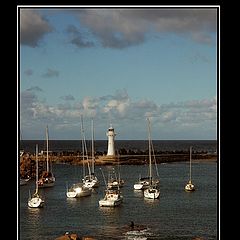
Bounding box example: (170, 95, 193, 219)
(20, 89, 217, 139)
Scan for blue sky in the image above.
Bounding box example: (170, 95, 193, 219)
(19, 6, 218, 140)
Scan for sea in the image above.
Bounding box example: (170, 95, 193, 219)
(19, 140, 218, 240)
(19, 140, 217, 154)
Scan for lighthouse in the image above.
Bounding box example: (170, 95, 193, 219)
(106, 124, 116, 156)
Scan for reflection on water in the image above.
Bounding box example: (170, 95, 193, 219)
(123, 227, 151, 240)
(143, 197, 160, 206)
(19, 163, 217, 239)
(133, 190, 144, 198)
(27, 207, 42, 222)
(99, 205, 122, 215)
(23, 207, 46, 240)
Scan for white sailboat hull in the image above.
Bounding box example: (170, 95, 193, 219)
(134, 179, 159, 190)
(99, 197, 123, 207)
(66, 183, 92, 198)
(99, 189, 123, 207)
(134, 183, 144, 190)
(28, 196, 44, 208)
(134, 179, 152, 190)
(185, 183, 195, 191)
(134, 182, 148, 190)
(144, 187, 160, 199)
(66, 191, 78, 198)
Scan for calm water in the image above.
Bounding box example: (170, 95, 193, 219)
(19, 162, 218, 240)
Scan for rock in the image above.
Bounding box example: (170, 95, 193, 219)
(55, 232, 82, 240)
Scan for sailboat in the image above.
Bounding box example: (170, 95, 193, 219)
(28, 144, 45, 208)
(134, 119, 160, 191)
(82, 119, 100, 188)
(38, 126, 56, 188)
(66, 116, 92, 198)
(143, 118, 160, 199)
(107, 153, 124, 189)
(66, 182, 92, 198)
(185, 146, 195, 191)
(133, 175, 152, 190)
(107, 167, 124, 189)
(99, 168, 123, 207)
(99, 186, 123, 207)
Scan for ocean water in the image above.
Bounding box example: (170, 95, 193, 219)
(19, 161, 218, 240)
(20, 140, 217, 154)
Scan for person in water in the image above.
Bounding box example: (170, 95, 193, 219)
(130, 221, 134, 230)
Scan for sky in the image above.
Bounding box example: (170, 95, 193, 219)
(19, 6, 218, 140)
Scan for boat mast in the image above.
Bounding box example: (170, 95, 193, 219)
(80, 115, 91, 177)
(100, 168, 107, 188)
(117, 151, 121, 184)
(91, 118, 95, 174)
(46, 126, 49, 172)
(36, 144, 39, 194)
(80, 115, 85, 178)
(189, 146, 192, 182)
(147, 118, 152, 185)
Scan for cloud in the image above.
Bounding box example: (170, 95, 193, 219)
(57, 102, 72, 111)
(190, 52, 211, 64)
(20, 89, 217, 139)
(101, 89, 130, 116)
(19, 8, 217, 49)
(72, 8, 217, 48)
(20, 90, 41, 122)
(82, 96, 98, 110)
(20, 9, 53, 47)
(66, 25, 94, 48)
(26, 86, 43, 92)
(21, 89, 66, 125)
(159, 98, 217, 125)
(60, 95, 75, 101)
(24, 69, 34, 76)
(191, 32, 214, 45)
(42, 68, 59, 78)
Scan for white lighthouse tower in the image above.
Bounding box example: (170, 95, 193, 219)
(106, 124, 116, 156)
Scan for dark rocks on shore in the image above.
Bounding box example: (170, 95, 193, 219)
(19, 153, 52, 179)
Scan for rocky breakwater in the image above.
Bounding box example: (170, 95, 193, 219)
(20, 153, 36, 179)
(20, 152, 54, 179)
(20, 149, 217, 178)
